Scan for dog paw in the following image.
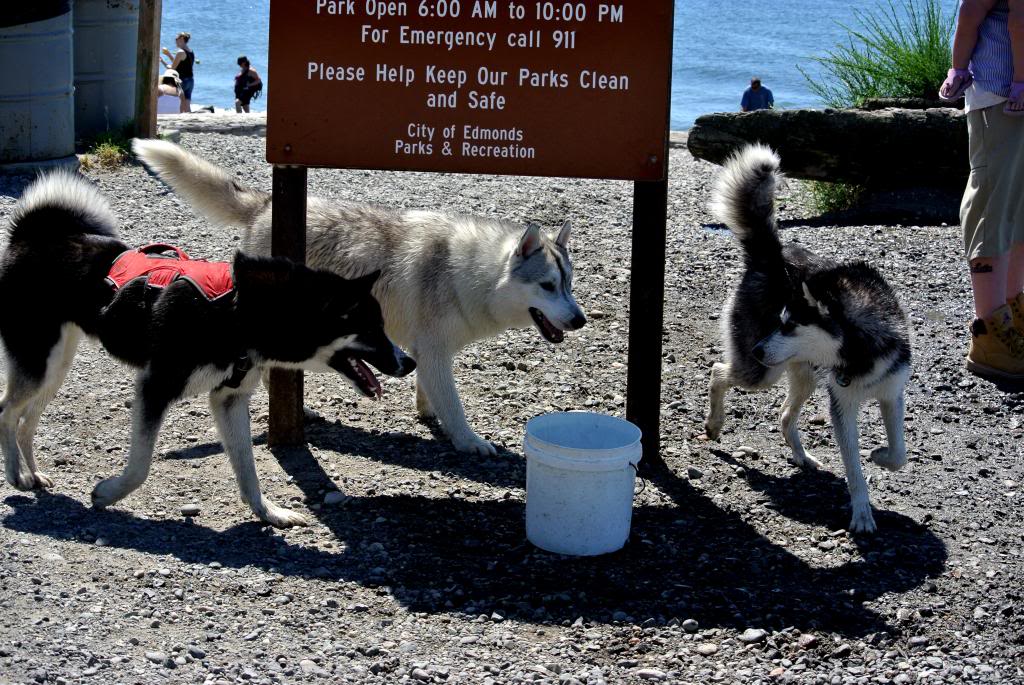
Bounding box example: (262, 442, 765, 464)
(869, 446, 906, 472)
(7, 469, 37, 491)
(90, 478, 124, 509)
(788, 451, 822, 470)
(452, 433, 498, 456)
(848, 506, 877, 534)
(30, 471, 54, 489)
(703, 419, 722, 441)
(259, 504, 309, 529)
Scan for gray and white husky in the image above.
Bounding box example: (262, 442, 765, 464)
(704, 145, 912, 533)
(133, 139, 586, 456)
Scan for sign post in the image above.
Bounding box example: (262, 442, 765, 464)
(267, 165, 308, 447)
(266, 0, 674, 461)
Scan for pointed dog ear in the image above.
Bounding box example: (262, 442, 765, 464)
(233, 251, 288, 289)
(515, 223, 543, 257)
(802, 282, 830, 317)
(555, 220, 571, 247)
(349, 270, 381, 294)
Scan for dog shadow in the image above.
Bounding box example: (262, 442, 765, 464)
(305, 415, 527, 489)
(2, 427, 947, 638)
(708, 447, 921, 538)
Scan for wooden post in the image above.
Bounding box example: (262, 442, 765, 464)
(268, 165, 308, 446)
(626, 176, 669, 468)
(134, 0, 161, 138)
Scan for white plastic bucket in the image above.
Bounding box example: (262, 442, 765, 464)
(524, 412, 642, 556)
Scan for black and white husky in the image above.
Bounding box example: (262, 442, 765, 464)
(0, 172, 414, 528)
(132, 139, 586, 457)
(703, 145, 912, 533)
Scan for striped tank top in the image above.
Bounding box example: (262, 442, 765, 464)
(970, 0, 1012, 97)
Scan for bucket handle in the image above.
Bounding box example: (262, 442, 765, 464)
(630, 462, 647, 496)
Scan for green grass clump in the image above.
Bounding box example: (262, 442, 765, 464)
(800, 0, 953, 108)
(80, 123, 134, 170)
(807, 180, 866, 214)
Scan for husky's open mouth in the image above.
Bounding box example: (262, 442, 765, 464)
(336, 356, 383, 399)
(529, 307, 565, 343)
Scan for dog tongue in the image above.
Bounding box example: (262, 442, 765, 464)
(539, 313, 564, 343)
(353, 359, 382, 399)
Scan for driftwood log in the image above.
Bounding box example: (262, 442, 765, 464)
(687, 107, 968, 189)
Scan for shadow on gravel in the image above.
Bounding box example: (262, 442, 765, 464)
(2, 442, 946, 640)
(304, 418, 526, 488)
(158, 417, 524, 487)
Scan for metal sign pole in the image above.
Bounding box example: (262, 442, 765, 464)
(626, 176, 668, 468)
(268, 165, 307, 446)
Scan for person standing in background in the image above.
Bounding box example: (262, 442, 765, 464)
(161, 31, 195, 113)
(234, 56, 263, 113)
(740, 77, 774, 111)
(955, 4, 1024, 382)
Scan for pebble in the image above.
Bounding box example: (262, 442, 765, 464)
(830, 644, 852, 658)
(687, 467, 704, 480)
(695, 643, 719, 656)
(636, 668, 667, 681)
(925, 656, 944, 669)
(299, 659, 327, 676)
(411, 668, 432, 681)
(734, 445, 759, 458)
(908, 636, 930, 648)
(187, 646, 206, 659)
(323, 491, 347, 505)
(738, 628, 767, 644)
(180, 504, 201, 517)
(797, 634, 819, 649)
(897, 608, 915, 622)
(144, 651, 168, 664)
(682, 618, 699, 633)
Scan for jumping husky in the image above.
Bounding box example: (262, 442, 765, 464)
(704, 145, 911, 533)
(0, 172, 414, 528)
(133, 139, 587, 456)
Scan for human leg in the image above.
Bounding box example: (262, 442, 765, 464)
(962, 107, 1024, 379)
(970, 255, 1010, 319)
(179, 78, 193, 113)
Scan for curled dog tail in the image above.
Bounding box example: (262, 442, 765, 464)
(709, 144, 783, 267)
(8, 171, 120, 242)
(132, 138, 269, 228)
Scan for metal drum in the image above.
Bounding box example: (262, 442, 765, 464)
(74, 0, 140, 139)
(0, 5, 75, 162)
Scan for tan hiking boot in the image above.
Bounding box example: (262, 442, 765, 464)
(1008, 292, 1024, 335)
(967, 304, 1024, 381)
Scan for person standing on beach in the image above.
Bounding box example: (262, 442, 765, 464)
(939, 0, 1024, 114)
(740, 77, 774, 111)
(161, 32, 195, 113)
(234, 56, 263, 113)
(956, 5, 1024, 382)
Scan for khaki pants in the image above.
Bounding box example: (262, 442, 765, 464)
(961, 105, 1024, 260)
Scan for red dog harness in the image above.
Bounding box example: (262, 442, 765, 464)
(106, 244, 233, 301)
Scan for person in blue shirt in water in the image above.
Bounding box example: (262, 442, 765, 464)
(741, 77, 774, 111)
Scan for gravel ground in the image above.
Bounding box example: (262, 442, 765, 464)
(1, 130, 1022, 685)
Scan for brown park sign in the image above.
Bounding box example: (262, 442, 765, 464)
(267, 0, 674, 179)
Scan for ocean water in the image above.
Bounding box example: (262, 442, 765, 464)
(161, 0, 886, 129)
